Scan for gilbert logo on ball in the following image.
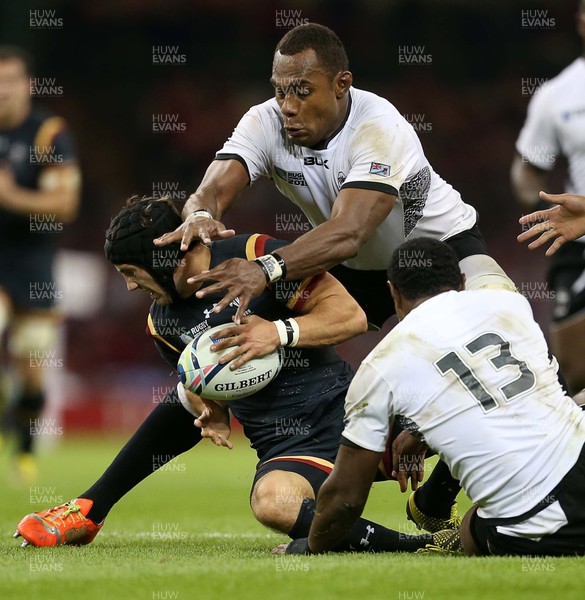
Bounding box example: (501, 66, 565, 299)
(177, 323, 283, 401)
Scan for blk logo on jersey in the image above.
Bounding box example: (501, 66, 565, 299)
(369, 162, 391, 177)
(303, 156, 329, 169)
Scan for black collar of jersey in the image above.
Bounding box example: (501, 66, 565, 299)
(309, 90, 352, 151)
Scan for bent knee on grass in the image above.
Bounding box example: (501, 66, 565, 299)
(250, 470, 314, 534)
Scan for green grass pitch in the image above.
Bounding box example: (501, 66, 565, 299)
(0, 433, 583, 600)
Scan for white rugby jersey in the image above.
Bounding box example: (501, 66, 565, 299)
(217, 88, 477, 270)
(342, 289, 585, 519)
(517, 58, 585, 197)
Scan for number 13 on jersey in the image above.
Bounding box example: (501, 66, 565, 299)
(434, 332, 536, 413)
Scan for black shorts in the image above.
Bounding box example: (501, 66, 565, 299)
(547, 241, 585, 321)
(251, 456, 333, 498)
(0, 248, 57, 310)
(329, 224, 489, 329)
(470, 442, 585, 556)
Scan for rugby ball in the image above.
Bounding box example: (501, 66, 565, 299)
(177, 323, 283, 401)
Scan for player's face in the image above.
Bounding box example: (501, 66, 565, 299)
(0, 59, 30, 125)
(271, 49, 351, 147)
(115, 264, 173, 306)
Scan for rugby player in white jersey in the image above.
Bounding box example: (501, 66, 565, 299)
(512, 0, 585, 393)
(276, 237, 585, 556)
(154, 21, 517, 534)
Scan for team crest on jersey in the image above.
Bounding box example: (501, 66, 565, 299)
(369, 162, 391, 177)
(337, 171, 347, 186)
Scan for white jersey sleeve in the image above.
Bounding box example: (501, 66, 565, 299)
(342, 361, 392, 453)
(216, 104, 272, 183)
(341, 115, 425, 197)
(516, 87, 559, 171)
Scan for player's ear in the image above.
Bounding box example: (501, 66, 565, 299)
(459, 273, 466, 291)
(334, 70, 352, 97)
(388, 280, 401, 308)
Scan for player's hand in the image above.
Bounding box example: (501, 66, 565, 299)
(210, 315, 280, 370)
(194, 399, 233, 449)
(153, 212, 235, 251)
(271, 539, 312, 554)
(517, 191, 585, 256)
(391, 430, 428, 493)
(188, 258, 267, 324)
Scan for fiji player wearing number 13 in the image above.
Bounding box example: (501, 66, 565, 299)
(280, 237, 585, 556)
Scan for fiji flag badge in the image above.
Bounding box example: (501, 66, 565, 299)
(369, 162, 391, 177)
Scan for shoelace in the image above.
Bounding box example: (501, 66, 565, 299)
(48, 503, 86, 528)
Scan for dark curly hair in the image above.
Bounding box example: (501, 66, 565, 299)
(388, 237, 463, 301)
(275, 23, 349, 80)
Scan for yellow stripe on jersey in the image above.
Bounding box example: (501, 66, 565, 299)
(147, 313, 180, 353)
(285, 276, 313, 311)
(245, 233, 262, 260)
(33, 117, 67, 156)
(261, 455, 335, 470)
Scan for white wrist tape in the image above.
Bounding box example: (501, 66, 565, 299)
(254, 254, 284, 283)
(273, 319, 300, 347)
(190, 209, 213, 220)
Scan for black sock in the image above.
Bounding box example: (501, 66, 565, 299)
(415, 460, 461, 518)
(14, 391, 45, 454)
(81, 391, 202, 523)
(290, 498, 432, 553)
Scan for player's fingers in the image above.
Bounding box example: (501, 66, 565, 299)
(193, 281, 229, 299)
(197, 226, 212, 246)
(271, 543, 289, 555)
(527, 227, 559, 250)
(409, 473, 418, 492)
(210, 330, 239, 351)
(216, 228, 236, 239)
(545, 236, 568, 257)
(234, 295, 252, 325)
(397, 470, 408, 493)
(539, 190, 566, 206)
(228, 349, 253, 370)
(153, 229, 182, 246)
(517, 222, 547, 242)
(218, 348, 240, 365)
(180, 230, 193, 251)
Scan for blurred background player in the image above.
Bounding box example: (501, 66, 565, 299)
(511, 1, 585, 394)
(0, 46, 80, 479)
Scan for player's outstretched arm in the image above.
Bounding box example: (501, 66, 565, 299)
(517, 191, 585, 256)
(211, 273, 367, 370)
(190, 188, 395, 323)
(154, 159, 246, 249)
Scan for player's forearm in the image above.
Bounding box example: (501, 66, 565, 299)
(307, 477, 366, 553)
(182, 159, 248, 220)
(182, 188, 221, 220)
(511, 155, 548, 208)
(0, 186, 78, 221)
(294, 297, 367, 347)
(277, 219, 365, 281)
